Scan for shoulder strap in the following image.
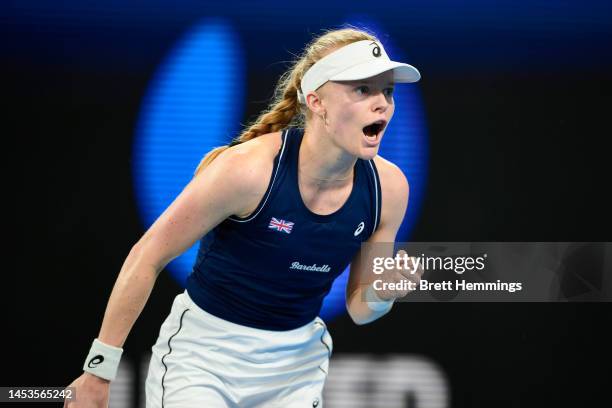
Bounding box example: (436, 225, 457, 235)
(228, 129, 290, 223)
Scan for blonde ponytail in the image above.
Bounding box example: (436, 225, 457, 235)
(194, 26, 377, 176)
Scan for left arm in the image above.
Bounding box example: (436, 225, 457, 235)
(345, 158, 410, 325)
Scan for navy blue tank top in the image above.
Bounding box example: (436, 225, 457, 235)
(186, 127, 382, 330)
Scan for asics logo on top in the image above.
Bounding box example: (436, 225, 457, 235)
(354, 221, 365, 236)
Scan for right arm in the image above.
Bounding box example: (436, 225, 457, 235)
(97, 144, 272, 348)
(65, 139, 276, 406)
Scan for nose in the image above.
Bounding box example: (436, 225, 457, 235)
(371, 90, 389, 114)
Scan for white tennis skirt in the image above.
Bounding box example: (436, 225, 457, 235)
(145, 290, 332, 408)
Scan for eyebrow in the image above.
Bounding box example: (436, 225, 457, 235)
(353, 80, 395, 86)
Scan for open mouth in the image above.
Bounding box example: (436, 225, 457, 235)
(362, 120, 387, 142)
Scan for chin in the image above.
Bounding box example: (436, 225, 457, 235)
(357, 145, 380, 160)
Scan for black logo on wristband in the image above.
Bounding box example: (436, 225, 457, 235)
(88, 355, 105, 368)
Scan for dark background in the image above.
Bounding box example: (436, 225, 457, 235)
(3, 1, 611, 407)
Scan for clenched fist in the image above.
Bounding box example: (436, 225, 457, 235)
(371, 250, 424, 301)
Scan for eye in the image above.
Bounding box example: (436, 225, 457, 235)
(355, 85, 370, 95)
(383, 87, 395, 97)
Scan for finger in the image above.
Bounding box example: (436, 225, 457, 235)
(394, 250, 416, 271)
(409, 256, 426, 279)
(396, 258, 419, 277)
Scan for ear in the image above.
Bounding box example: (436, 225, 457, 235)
(305, 91, 325, 117)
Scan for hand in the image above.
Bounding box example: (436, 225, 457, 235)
(373, 250, 424, 301)
(63, 372, 109, 408)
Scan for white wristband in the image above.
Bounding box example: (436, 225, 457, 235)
(83, 338, 123, 381)
(365, 284, 395, 312)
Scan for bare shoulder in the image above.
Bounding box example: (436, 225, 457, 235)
(243, 131, 284, 158)
(198, 131, 283, 217)
(373, 155, 409, 199)
(372, 155, 409, 228)
(204, 131, 282, 177)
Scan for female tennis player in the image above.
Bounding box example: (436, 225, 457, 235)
(64, 27, 422, 408)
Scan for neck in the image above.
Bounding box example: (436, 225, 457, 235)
(299, 122, 356, 187)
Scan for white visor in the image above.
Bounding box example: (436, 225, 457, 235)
(298, 40, 421, 104)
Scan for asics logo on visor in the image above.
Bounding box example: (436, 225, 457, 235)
(370, 41, 381, 57)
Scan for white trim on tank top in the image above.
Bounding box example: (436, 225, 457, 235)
(228, 129, 289, 223)
(367, 160, 380, 231)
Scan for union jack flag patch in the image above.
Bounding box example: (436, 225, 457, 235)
(268, 217, 294, 234)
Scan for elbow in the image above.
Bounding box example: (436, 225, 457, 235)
(347, 309, 364, 326)
(346, 292, 392, 326)
(345, 301, 370, 326)
(127, 241, 165, 277)
(346, 307, 360, 325)
(348, 310, 373, 326)
(346, 290, 368, 326)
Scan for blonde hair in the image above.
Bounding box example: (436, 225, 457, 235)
(193, 27, 377, 176)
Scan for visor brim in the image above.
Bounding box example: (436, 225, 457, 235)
(329, 60, 421, 83)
